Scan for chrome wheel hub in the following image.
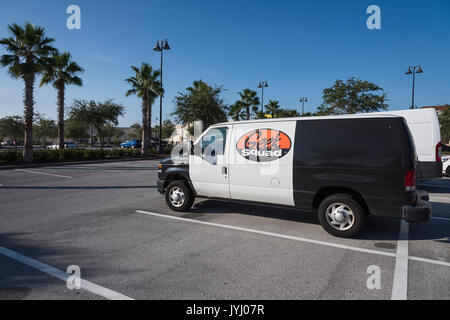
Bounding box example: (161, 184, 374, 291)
(326, 203, 355, 231)
(169, 187, 185, 207)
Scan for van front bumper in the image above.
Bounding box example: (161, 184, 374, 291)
(402, 190, 431, 222)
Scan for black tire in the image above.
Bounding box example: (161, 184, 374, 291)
(165, 180, 195, 212)
(317, 193, 366, 238)
(446, 166, 450, 177)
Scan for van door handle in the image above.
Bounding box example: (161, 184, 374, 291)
(222, 166, 228, 176)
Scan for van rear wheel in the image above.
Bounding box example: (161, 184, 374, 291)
(318, 194, 366, 237)
(165, 180, 195, 212)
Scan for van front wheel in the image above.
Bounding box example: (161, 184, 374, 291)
(318, 194, 366, 237)
(165, 180, 195, 212)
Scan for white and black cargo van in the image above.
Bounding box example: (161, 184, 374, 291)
(157, 114, 431, 237)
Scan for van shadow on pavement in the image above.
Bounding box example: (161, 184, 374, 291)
(187, 199, 449, 242)
(418, 178, 450, 194)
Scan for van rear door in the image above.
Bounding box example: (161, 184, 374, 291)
(371, 109, 442, 179)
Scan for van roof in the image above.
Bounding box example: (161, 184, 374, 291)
(214, 113, 402, 126)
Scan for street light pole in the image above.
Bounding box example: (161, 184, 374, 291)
(299, 97, 308, 115)
(154, 39, 170, 153)
(257, 81, 268, 113)
(405, 65, 423, 109)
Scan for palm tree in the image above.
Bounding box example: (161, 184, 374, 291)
(125, 63, 161, 155)
(265, 100, 281, 118)
(0, 22, 57, 162)
(238, 89, 260, 120)
(226, 101, 246, 121)
(40, 52, 83, 150)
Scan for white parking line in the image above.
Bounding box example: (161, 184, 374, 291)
(15, 169, 72, 179)
(409, 256, 450, 267)
(430, 196, 450, 202)
(137, 210, 450, 269)
(431, 216, 450, 222)
(391, 220, 409, 300)
(0, 245, 133, 300)
(136, 210, 397, 258)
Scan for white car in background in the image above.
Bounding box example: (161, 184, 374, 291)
(47, 142, 78, 150)
(443, 156, 450, 176)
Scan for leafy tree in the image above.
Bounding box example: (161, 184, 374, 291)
(128, 123, 142, 140)
(0, 116, 23, 149)
(34, 115, 57, 146)
(237, 88, 260, 120)
(253, 110, 266, 119)
(172, 80, 227, 131)
(70, 99, 125, 149)
(265, 100, 281, 118)
(317, 77, 388, 115)
(102, 124, 124, 145)
(65, 117, 89, 142)
(0, 22, 57, 162)
(125, 63, 162, 155)
(277, 109, 301, 118)
(153, 119, 177, 140)
(40, 52, 83, 150)
(226, 101, 246, 121)
(299, 111, 316, 117)
(439, 106, 450, 144)
(162, 120, 176, 139)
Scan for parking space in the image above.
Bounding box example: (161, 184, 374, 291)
(0, 160, 448, 299)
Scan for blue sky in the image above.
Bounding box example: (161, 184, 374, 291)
(0, 0, 449, 126)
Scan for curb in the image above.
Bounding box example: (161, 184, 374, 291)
(0, 155, 168, 170)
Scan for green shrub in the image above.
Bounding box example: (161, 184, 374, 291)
(163, 145, 173, 154)
(0, 147, 143, 164)
(33, 150, 60, 162)
(0, 150, 22, 163)
(107, 149, 120, 159)
(148, 147, 157, 155)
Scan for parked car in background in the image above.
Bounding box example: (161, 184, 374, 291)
(373, 108, 442, 179)
(64, 142, 77, 149)
(46, 142, 78, 150)
(1, 141, 14, 147)
(443, 156, 450, 176)
(120, 140, 141, 149)
(150, 139, 169, 148)
(442, 144, 450, 153)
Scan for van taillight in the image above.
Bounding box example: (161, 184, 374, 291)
(436, 142, 442, 162)
(405, 170, 416, 191)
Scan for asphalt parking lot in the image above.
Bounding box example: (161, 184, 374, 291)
(0, 160, 448, 300)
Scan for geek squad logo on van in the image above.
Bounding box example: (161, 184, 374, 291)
(236, 129, 292, 162)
